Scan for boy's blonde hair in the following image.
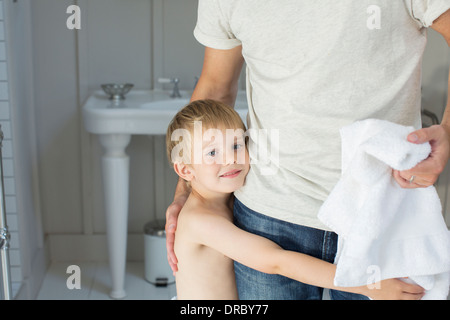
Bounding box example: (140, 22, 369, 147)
(166, 99, 246, 166)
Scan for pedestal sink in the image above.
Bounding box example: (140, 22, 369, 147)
(82, 90, 248, 298)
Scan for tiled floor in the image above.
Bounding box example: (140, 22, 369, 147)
(36, 261, 176, 300)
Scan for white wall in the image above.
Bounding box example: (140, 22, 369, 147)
(5, 1, 450, 297)
(32, 0, 82, 235)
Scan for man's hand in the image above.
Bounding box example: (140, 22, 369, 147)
(393, 125, 450, 188)
(165, 184, 190, 275)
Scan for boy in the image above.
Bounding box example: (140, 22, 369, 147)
(166, 99, 425, 300)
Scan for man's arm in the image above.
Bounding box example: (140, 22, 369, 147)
(394, 9, 450, 188)
(165, 46, 245, 273)
(191, 46, 245, 105)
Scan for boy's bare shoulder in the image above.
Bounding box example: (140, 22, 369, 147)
(180, 203, 225, 226)
(179, 201, 213, 221)
(178, 200, 232, 242)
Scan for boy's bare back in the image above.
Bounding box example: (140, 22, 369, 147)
(174, 195, 239, 300)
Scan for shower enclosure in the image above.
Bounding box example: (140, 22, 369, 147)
(0, 125, 12, 300)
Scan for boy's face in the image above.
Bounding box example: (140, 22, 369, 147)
(188, 126, 250, 194)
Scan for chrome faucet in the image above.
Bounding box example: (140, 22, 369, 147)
(158, 77, 182, 98)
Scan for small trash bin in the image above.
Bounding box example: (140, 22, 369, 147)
(144, 219, 175, 287)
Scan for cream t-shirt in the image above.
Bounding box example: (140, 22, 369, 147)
(194, 0, 450, 230)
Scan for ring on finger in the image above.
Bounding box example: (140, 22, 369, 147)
(409, 175, 416, 184)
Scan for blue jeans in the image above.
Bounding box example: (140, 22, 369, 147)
(233, 198, 369, 300)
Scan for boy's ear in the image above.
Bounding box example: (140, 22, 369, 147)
(173, 162, 194, 181)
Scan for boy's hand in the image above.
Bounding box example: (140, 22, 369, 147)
(364, 278, 425, 300)
(165, 193, 189, 274)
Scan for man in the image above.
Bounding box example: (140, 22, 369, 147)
(166, 1, 450, 299)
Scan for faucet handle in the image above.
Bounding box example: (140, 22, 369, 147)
(158, 78, 171, 84)
(158, 77, 181, 98)
(158, 77, 179, 84)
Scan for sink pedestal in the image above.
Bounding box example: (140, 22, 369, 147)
(99, 134, 131, 299)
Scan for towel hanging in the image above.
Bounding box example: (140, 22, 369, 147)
(318, 119, 450, 300)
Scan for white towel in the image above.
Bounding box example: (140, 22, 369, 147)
(318, 119, 450, 300)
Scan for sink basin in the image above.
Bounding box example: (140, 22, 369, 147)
(83, 90, 248, 135)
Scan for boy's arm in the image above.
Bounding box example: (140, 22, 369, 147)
(192, 212, 424, 300)
(276, 250, 424, 300)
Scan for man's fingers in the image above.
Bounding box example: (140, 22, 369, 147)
(395, 150, 443, 187)
(165, 203, 181, 273)
(407, 125, 443, 144)
(392, 170, 432, 189)
(166, 229, 178, 273)
(393, 125, 450, 189)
